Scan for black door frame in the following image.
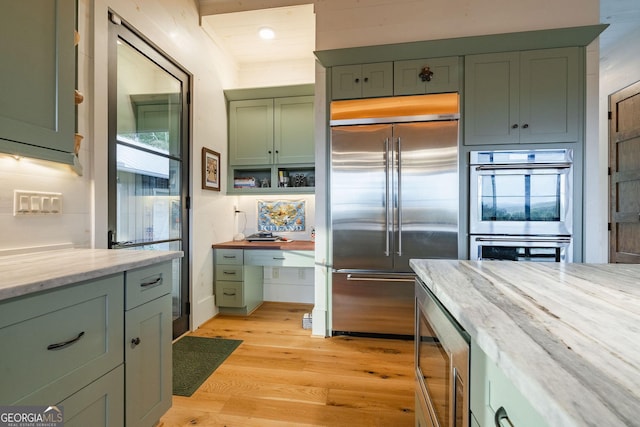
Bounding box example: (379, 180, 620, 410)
(107, 10, 191, 338)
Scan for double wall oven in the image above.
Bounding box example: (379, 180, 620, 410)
(469, 149, 574, 262)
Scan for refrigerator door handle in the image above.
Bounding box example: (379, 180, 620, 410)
(396, 137, 403, 257)
(385, 137, 391, 257)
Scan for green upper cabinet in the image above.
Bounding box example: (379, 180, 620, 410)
(331, 62, 393, 100)
(274, 96, 315, 164)
(393, 57, 460, 95)
(464, 47, 580, 145)
(229, 99, 274, 165)
(0, 0, 76, 164)
(229, 96, 314, 166)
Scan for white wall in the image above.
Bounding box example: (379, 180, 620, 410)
(315, 0, 599, 50)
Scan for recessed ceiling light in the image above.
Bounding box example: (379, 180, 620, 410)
(258, 27, 275, 40)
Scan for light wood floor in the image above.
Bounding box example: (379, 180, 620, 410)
(160, 302, 415, 426)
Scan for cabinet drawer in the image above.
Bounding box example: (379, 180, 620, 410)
(125, 261, 173, 310)
(0, 275, 124, 405)
(215, 249, 244, 265)
(215, 281, 245, 307)
(60, 365, 124, 427)
(245, 250, 314, 268)
(216, 265, 243, 282)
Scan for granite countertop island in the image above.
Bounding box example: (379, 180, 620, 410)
(409, 259, 640, 427)
(0, 248, 183, 302)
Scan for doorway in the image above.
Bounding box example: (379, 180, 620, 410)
(107, 12, 191, 338)
(609, 80, 640, 263)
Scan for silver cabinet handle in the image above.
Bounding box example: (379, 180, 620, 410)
(47, 331, 85, 350)
(495, 407, 514, 427)
(222, 270, 237, 275)
(272, 257, 286, 260)
(223, 255, 237, 259)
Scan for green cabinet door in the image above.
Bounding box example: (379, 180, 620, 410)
(465, 48, 580, 145)
(331, 62, 393, 100)
(394, 57, 460, 95)
(470, 341, 547, 427)
(60, 366, 125, 427)
(0, 0, 76, 164)
(464, 52, 520, 145)
(229, 99, 274, 165)
(125, 294, 172, 427)
(519, 47, 580, 144)
(274, 96, 315, 164)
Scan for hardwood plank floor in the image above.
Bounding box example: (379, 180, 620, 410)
(161, 302, 415, 426)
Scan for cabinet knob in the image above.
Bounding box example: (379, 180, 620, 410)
(364, 77, 369, 82)
(355, 78, 360, 83)
(511, 124, 519, 129)
(419, 66, 434, 82)
(522, 123, 529, 129)
(131, 337, 141, 346)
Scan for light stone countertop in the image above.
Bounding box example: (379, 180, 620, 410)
(0, 248, 183, 302)
(409, 259, 640, 427)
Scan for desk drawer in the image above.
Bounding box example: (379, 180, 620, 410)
(216, 265, 243, 282)
(0, 275, 124, 405)
(215, 249, 243, 265)
(245, 250, 314, 268)
(215, 281, 244, 307)
(125, 261, 173, 310)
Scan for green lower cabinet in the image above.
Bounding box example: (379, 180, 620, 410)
(0, 275, 124, 406)
(470, 341, 547, 427)
(125, 293, 172, 427)
(214, 248, 264, 315)
(60, 365, 125, 427)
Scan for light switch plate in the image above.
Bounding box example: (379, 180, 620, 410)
(14, 190, 63, 216)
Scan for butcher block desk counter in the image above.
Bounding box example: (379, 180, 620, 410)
(212, 240, 314, 251)
(410, 259, 640, 427)
(212, 240, 314, 315)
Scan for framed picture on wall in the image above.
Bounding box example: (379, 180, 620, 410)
(202, 147, 221, 191)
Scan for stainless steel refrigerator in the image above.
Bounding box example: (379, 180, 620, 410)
(330, 96, 459, 337)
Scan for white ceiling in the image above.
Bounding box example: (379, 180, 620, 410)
(201, 4, 315, 65)
(200, 1, 639, 65)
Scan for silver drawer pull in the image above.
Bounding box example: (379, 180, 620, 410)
(223, 271, 237, 275)
(273, 257, 286, 260)
(223, 292, 236, 296)
(223, 255, 237, 259)
(47, 331, 85, 351)
(140, 274, 163, 288)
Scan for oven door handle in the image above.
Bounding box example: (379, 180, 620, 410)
(346, 274, 415, 282)
(474, 162, 572, 171)
(474, 236, 572, 243)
